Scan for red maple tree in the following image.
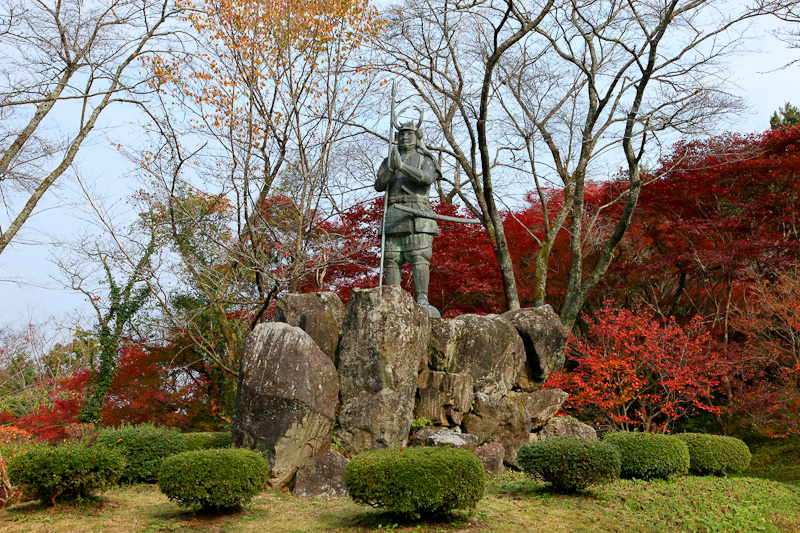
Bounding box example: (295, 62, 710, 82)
(548, 305, 725, 433)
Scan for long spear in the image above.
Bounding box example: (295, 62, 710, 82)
(378, 79, 396, 288)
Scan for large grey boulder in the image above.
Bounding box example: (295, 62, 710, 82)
(462, 392, 531, 468)
(510, 388, 569, 430)
(415, 371, 473, 426)
(430, 314, 525, 398)
(292, 449, 349, 499)
(337, 286, 429, 454)
(530, 415, 597, 441)
(409, 428, 480, 451)
(502, 305, 569, 391)
(274, 292, 346, 363)
(232, 323, 338, 489)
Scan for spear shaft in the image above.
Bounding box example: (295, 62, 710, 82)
(378, 79, 396, 288)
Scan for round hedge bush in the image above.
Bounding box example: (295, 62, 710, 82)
(345, 446, 485, 518)
(517, 437, 621, 492)
(7, 442, 125, 505)
(96, 423, 186, 484)
(604, 431, 689, 480)
(676, 433, 752, 476)
(183, 431, 232, 451)
(158, 448, 269, 510)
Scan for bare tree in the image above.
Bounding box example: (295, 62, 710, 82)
(0, 0, 178, 256)
(753, 0, 800, 61)
(379, 0, 554, 311)
(380, 0, 753, 327)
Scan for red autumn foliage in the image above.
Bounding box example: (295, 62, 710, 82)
(729, 271, 800, 436)
(2, 343, 221, 442)
(598, 125, 800, 326)
(547, 305, 725, 433)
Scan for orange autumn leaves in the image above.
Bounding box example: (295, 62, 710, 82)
(147, 0, 383, 140)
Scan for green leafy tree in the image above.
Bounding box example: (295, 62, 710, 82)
(770, 102, 800, 129)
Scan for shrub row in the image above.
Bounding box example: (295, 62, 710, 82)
(516, 431, 751, 492)
(518, 437, 621, 492)
(345, 446, 485, 518)
(95, 423, 187, 483)
(7, 442, 124, 505)
(158, 448, 268, 510)
(604, 432, 690, 480)
(183, 431, 233, 451)
(676, 433, 751, 476)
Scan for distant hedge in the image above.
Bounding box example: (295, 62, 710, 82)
(7, 442, 124, 505)
(518, 437, 621, 492)
(345, 447, 485, 518)
(604, 432, 689, 480)
(95, 423, 186, 483)
(676, 433, 751, 476)
(158, 448, 268, 510)
(183, 432, 232, 451)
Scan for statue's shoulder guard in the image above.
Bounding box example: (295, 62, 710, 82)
(417, 148, 442, 179)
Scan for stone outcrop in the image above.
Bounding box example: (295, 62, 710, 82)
(414, 371, 473, 426)
(510, 388, 569, 430)
(292, 450, 349, 499)
(475, 442, 506, 477)
(430, 314, 525, 398)
(232, 323, 338, 489)
(274, 292, 346, 363)
(336, 286, 429, 454)
(409, 428, 480, 451)
(502, 305, 569, 391)
(530, 415, 597, 441)
(462, 392, 531, 467)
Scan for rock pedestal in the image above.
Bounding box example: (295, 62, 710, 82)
(292, 450, 349, 498)
(476, 442, 506, 477)
(232, 323, 338, 489)
(462, 392, 531, 467)
(430, 314, 525, 398)
(409, 428, 480, 451)
(530, 415, 597, 441)
(274, 292, 346, 363)
(234, 291, 583, 488)
(415, 370, 473, 426)
(511, 388, 569, 430)
(336, 286, 430, 454)
(502, 305, 569, 391)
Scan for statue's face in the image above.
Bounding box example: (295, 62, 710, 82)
(396, 129, 416, 150)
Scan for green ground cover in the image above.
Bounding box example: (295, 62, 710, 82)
(1, 437, 798, 532)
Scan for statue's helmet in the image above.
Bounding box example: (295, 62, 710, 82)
(397, 121, 417, 132)
(393, 106, 425, 137)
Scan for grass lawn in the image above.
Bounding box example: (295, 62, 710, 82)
(2, 438, 798, 532)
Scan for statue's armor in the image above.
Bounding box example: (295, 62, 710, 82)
(375, 122, 442, 318)
(375, 150, 439, 250)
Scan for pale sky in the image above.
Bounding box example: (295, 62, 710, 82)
(1, 9, 799, 337)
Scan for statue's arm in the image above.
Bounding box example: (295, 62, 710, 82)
(398, 155, 439, 185)
(375, 158, 391, 192)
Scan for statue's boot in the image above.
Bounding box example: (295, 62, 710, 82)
(412, 263, 441, 318)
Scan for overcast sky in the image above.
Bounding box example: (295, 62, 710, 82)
(1, 9, 799, 336)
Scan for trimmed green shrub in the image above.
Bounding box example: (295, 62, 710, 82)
(604, 431, 689, 480)
(676, 433, 752, 476)
(95, 423, 186, 483)
(517, 437, 621, 492)
(158, 448, 268, 510)
(345, 446, 485, 518)
(183, 431, 232, 451)
(6, 442, 124, 505)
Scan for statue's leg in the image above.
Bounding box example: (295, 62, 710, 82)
(384, 250, 402, 286)
(408, 244, 434, 308)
